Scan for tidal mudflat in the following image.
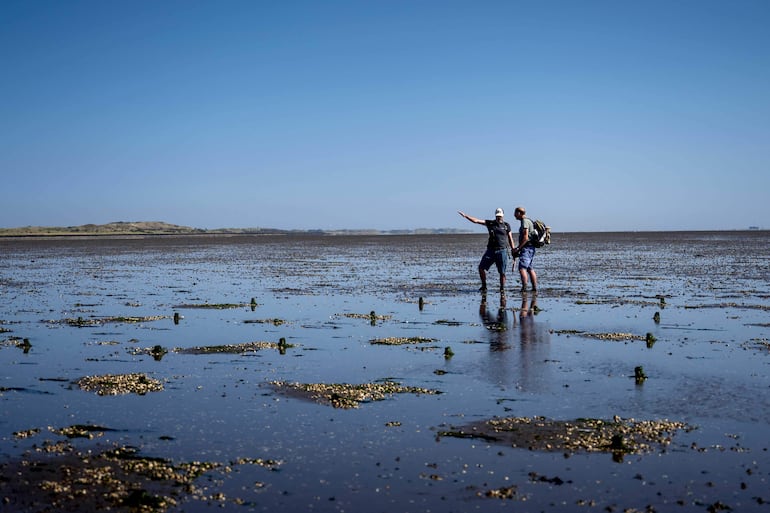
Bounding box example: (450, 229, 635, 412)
(1, 231, 769, 512)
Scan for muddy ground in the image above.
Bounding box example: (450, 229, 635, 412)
(1, 231, 769, 512)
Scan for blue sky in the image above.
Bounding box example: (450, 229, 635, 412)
(2, 1, 769, 232)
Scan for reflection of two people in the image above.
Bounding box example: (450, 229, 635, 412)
(480, 291, 547, 391)
(515, 291, 550, 391)
(479, 292, 540, 348)
(479, 292, 511, 350)
(480, 291, 549, 391)
(518, 292, 539, 345)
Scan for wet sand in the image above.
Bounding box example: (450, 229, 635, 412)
(1, 231, 769, 512)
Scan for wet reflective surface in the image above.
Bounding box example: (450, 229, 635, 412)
(1, 231, 769, 511)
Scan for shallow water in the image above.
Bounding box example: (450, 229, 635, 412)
(1, 231, 769, 512)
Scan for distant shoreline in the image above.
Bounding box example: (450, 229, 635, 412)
(0, 221, 765, 238)
(0, 221, 473, 238)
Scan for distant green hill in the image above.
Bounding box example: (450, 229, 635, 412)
(0, 221, 206, 237)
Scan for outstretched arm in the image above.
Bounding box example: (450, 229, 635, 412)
(458, 210, 485, 225)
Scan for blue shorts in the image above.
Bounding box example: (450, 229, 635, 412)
(479, 248, 509, 275)
(518, 245, 536, 270)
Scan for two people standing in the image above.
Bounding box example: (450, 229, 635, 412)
(459, 207, 538, 293)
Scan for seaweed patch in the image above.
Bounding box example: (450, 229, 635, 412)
(173, 340, 292, 355)
(551, 330, 646, 341)
(270, 380, 441, 409)
(684, 302, 770, 311)
(439, 415, 693, 458)
(243, 318, 287, 326)
(335, 312, 393, 321)
(741, 338, 770, 352)
(46, 316, 169, 327)
(370, 336, 439, 345)
(76, 373, 164, 396)
(0, 437, 280, 512)
(1, 337, 32, 352)
(173, 303, 250, 309)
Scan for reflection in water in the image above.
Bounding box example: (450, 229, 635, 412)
(481, 292, 551, 392)
(517, 293, 551, 391)
(519, 292, 539, 344)
(479, 292, 512, 350)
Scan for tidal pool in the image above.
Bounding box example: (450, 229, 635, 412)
(1, 231, 769, 512)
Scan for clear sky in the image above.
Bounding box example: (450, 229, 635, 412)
(2, 1, 769, 232)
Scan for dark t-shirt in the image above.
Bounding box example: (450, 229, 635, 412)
(485, 219, 511, 250)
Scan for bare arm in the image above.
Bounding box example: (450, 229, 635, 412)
(458, 210, 486, 225)
(518, 227, 529, 248)
(513, 223, 528, 253)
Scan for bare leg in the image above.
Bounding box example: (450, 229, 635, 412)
(529, 269, 538, 291)
(479, 268, 487, 290)
(519, 267, 528, 290)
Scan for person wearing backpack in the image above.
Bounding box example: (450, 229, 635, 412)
(512, 206, 538, 293)
(458, 208, 515, 293)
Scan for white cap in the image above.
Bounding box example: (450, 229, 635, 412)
(494, 208, 504, 217)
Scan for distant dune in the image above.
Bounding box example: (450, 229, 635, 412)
(0, 221, 205, 237)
